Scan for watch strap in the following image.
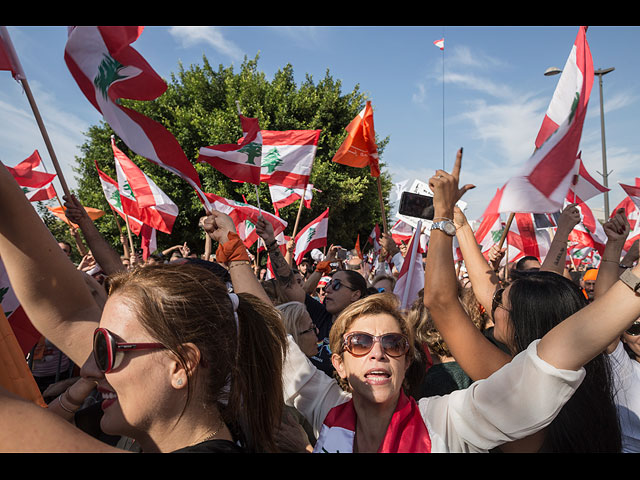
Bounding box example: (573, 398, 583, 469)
(620, 268, 640, 293)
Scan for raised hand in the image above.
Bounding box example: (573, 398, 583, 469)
(603, 208, 630, 243)
(201, 210, 238, 245)
(428, 148, 475, 219)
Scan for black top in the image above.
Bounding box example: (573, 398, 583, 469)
(172, 439, 246, 453)
(304, 294, 335, 377)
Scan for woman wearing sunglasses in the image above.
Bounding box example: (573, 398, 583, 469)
(0, 162, 287, 453)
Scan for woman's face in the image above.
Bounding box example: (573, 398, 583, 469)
(324, 271, 361, 315)
(296, 311, 319, 357)
(492, 285, 516, 350)
(81, 294, 174, 439)
(332, 313, 409, 409)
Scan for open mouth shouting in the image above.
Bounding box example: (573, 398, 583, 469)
(364, 368, 392, 385)
(98, 386, 118, 410)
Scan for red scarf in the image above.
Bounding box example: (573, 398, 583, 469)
(313, 391, 431, 453)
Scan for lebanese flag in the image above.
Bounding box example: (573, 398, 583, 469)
(293, 208, 329, 265)
(112, 138, 179, 234)
(237, 218, 259, 249)
(332, 101, 380, 177)
(474, 213, 503, 259)
(390, 219, 413, 245)
(6, 150, 57, 203)
(368, 224, 382, 253)
(198, 116, 262, 185)
(203, 192, 288, 240)
(0, 257, 41, 357)
(613, 179, 640, 254)
(433, 38, 444, 50)
(566, 153, 609, 204)
(495, 27, 593, 214)
(619, 181, 640, 211)
(260, 129, 321, 188)
(506, 213, 552, 262)
(140, 224, 157, 260)
(269, 183, 313, 211)
(313, 391, 431, 453)
(95, 161, 145, 236)
(0, 26, 25, 81)
(393, 221, 424, 310)
(64, 26, 210, 209)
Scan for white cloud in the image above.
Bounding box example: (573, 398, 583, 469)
(169, 26, 244, 61)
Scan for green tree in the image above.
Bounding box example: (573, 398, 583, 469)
(71, 54, 392, 256)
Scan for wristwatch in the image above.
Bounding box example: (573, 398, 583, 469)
(430, 219, 457, 236)
(620, 268, 640, 293)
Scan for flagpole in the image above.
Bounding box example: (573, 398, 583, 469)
(498, 212, 515, 250)
(377, 176, 388, 234)
(291, 180, 309, 239)
(124, 215, 136, 258)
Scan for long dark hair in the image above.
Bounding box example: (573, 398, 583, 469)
(507, 270, 621, 452)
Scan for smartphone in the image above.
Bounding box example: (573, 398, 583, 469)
(336, 248, 348, 260)
(398, 191, 434, 220)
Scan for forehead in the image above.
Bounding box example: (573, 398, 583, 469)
(347, 312, 402, 336)
(100, 294, 146, 339)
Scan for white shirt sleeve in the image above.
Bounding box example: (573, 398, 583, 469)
(419, 339, 586, 452)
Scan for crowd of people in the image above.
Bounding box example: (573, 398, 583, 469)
(1, 149, 639, 453)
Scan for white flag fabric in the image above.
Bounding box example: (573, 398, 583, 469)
(393, 221, 424, 310)
(293, 208, 329, 264)
(260, 129, 321, 188)
(269, 183, 313, 211)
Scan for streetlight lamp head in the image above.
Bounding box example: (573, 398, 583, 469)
(544, 67, 562, 76)
(595, 67, 615, 76)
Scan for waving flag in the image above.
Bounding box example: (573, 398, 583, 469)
(0, 26, 25, 81)
(368, 224, 382, 253)
(567, 153, 610, 203)
(260, 129, 321, 188)
(6, 150, 57, 203)
(496, 26, 593, 214)
(198, 116, 263, 185)
(614, 179, 640, 254)
(112, 138, 178, 234)
(393, 220, 424, 310)
(64, 26, 209, 208)
(433, 38, 444, 50)
(390, 219, 413, 245)
(619, 181, 640, 211)
(332, 101, 380, 177)
(203, 192, 288, 239)
(506, 213, 552, 262)
(95, 161, 144, 235)
(293, 208, 329, 264)
(269, 183, 314, 212)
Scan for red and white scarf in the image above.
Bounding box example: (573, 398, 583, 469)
(313, 391, 431, 453)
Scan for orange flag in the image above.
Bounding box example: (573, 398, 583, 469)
(332, 100, 380, 177)
(355, 234, 363, 260)
(47, 205, 105, 228)
(0, 309, 46, 407)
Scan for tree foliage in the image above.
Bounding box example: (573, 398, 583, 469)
(69, 54, 392, 257)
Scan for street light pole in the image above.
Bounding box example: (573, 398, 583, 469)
(595, 67, 615, 219)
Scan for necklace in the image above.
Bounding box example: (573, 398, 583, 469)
(198, 418, 225, 444)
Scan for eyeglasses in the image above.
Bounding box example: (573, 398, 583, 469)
(341, 331, 409, 358)
(327, 278, 356, 292)
(93, 327, 166, 374)
(626, 321, 640, 336)
(299, 324, 318, 336)
(491, 287, 509, 319)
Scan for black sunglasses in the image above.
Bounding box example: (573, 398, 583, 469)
(327, 278, 356, 292)
(626, 321, 640, 336)
(93, 327, 166, 374)
(491, 287, 509, 319)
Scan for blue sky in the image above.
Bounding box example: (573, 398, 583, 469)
(1, 25, 638, 225)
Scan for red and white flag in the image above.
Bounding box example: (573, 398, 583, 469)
(390, 219, 413, 245)
(237, 218, 259, 249)
(269, 183, 313, 212)
(619, 181, 640, 211)
(368, 224, 382, 253)
(495, 26, 593, 214)
(332, 101, 380, 177)
(95, 161, 145, 235)
(6, 150, 57, 202)
(0, 26, 25, 81)
(140, 224, 157, 260)
(293, 208, 329, 265)
(567, 153, 610, 204)
(568, 200, 607, 256)
(198, 116, 263, 185)
(203, 192, 288, 240)
(64, 26, 209, 208)
(112, 139, 179, 234)
(506, 213, 552, 262)
(433, 38, 444, 50)
(260, 129, 321, 188)
(393, 220, 424, 310)
(613, 179, 640, 254)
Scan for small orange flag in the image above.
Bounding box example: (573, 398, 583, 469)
(332, 100, 380, 177)
(355, 234, 363, 260)
(0, 309, 46, 407)
(47, 205, 105, 228)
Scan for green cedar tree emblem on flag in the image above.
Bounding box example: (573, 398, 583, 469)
(21, 187, 29, 195)
(122, 181, 136, 199)
(262, 147, 283, 173)
(238, 142, 262, 165)
(94, 54, 126, 101)
(306, 227, 316, 243)
(110, 189, 122, 210)
(491, 228, 505, 243)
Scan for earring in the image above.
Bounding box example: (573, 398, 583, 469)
(176, 378, 183, 386)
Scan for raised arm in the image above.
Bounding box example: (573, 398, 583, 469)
(63, 194, 126, 276)
(201, 211, 272, 305)
(0, 163, 100, 365)
(423, 150, 511, 381)
(452, 206, 501, 311)
(540, 203, 581, 276)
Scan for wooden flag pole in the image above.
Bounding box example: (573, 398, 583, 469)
(124, 215, 136, 259)
(376, 176, 388, 234)
(497, 212, 515, 250)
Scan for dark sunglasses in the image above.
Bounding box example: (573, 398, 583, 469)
(93, 327, 166, 374)
(626, 321, 640, 336)
(342, 331, 409, 358)
(327, 278, 356, 292)
(491, 287, 509, 319)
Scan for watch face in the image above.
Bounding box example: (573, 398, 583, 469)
(443, 221, 456, 235)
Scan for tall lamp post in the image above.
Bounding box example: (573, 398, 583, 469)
(544, 66, 615, 219)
